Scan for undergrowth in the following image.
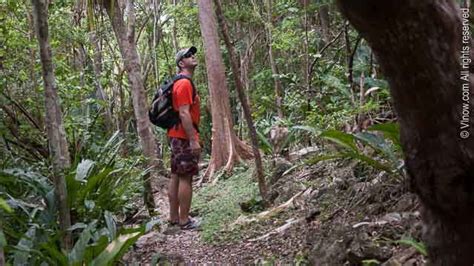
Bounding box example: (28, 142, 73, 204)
(192, 165, 260, 244)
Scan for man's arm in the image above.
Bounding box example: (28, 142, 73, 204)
(178, 104, 200, 153)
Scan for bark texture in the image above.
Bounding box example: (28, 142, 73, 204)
(265, 0, 284, 119)
(31, 0, 72, 250)
(90, 31, 114, 134)
(214, 0, 268, 205)
(319, 4, 330, 45)
(337, 1, 474, 265)
(198, 0, 253, 180)
(103, 0, 159, 212)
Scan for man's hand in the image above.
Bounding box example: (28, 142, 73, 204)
(189, 139, 201, 156)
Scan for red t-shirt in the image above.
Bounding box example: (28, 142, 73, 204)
(167, 78, 200, 140)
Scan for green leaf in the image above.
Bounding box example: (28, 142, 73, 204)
(77, 167, 114, 204)
(344, 152, 393, 173)
(362, 259, 380, 266)
(39, 242, 68, 265)
(291, 125, 321, 135)
(281, 163, 302, 177)
(395, 237, 428, 256)
(256, 129, 273, 154)
(320, 130, 358, 151)
(104, 211, 117, 240)
(145, 217, 161, 233)
(368, 123, 401, 148)
(0, 198, 12, 213)
(13, 225, 36, 265)
(69, 222, 88, 231)
(354, 132, 398, 162)
(97, 131, 123, 164)
(75, 159, 96, 182)
(84, 200, 96, 210)
(68, 222, 96, 264)
(83, 235, 109, 263)
(90, 231, 142, 266)
(0, 229, 7, 248)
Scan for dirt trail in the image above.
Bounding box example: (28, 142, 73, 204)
(124, 160, 424, 265)
(124, 177, 310, 264)
(125, 218, 310, 264)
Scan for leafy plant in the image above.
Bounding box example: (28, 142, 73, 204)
(395, 237, 428, 256)
(66, 131, 143, 223)
(8, 214, 152, 266)
(362, 259, 381, 266)
(0, 132, 148, 265)
(306, 123, 404, 177)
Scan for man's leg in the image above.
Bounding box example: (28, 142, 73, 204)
(168, 173, 180, 224)
(178, 174, 193, 225)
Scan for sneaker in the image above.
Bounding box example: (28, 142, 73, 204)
(180, 218, 200, 230)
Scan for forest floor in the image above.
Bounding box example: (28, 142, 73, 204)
(123, 156, 427, 265)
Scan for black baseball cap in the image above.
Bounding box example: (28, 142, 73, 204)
(175, 46, 197, 65)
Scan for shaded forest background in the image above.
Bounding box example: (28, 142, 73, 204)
(0, 0, 471, 264)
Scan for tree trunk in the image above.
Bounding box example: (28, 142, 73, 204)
(301, 2, 311, 112)
(27, 10, 44, 129)
(344, 23, 362, 108)
(198, 0, 253, 180)
(265, 0, 284, 119)
(172, 0, 179, 52)
(240, 29, 258, 106)
(31, 0, 72, 250)
(214, 0, 268, 205)
(151, 0, 161, 87)
(337, 0, 474, 264)
(319, 4, 330, 45)
(103, 0, 159, 213)
(90, 31, 114, 134)
(117, 68, 130, 156)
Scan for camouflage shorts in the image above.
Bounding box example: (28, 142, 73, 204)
(170, 137, 200, 176)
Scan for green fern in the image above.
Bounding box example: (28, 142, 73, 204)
(311, 123, 403, 175)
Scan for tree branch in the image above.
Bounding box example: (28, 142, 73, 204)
(309, 27, 344, 77)
(1, 91, 43, 131)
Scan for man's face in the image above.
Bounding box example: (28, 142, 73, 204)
(180, 52, 198, 69)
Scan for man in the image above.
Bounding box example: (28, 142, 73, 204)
(168, 46, 201, 230)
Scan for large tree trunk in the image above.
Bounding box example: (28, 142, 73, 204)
(214, 0, 268, 205)
(31, 0, 72, 250)
(103, 0, 159, 213)
(337, 0, 474, 264)
(198, 0, 253, 180)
